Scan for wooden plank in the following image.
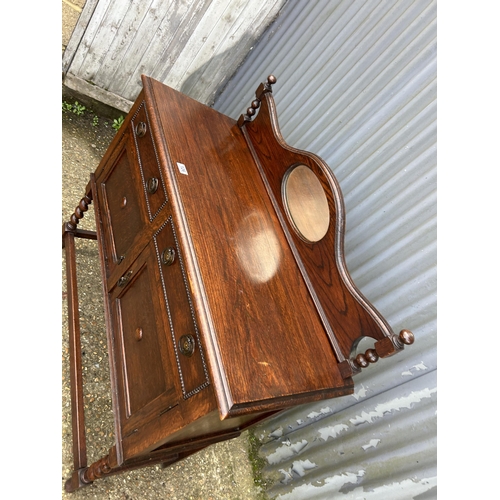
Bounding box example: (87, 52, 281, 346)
(65, 0, 287, 106)
(79, 0, 133, 82)
(161, 0, 234, 88)
(145, 77, 351, 417)
(105, 0, 178, 95)
(62, 0, 100, 74)
(68, 0, 114, 75)
(148, 1, 214, 86)
(179, 0, 285, 104)
(91, 0, 155, 91)
(63, 72, 133, 113)
(107, 0, 209, 101)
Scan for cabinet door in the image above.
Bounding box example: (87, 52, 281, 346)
(109, 243, 179, 456)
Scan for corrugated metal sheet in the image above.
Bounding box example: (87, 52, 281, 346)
(62, 0, 287, 111)
(214, 0, 437, 498)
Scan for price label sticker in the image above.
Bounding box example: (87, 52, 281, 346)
(177, 162, 188, 175)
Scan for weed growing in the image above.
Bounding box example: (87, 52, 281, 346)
(62, 99, 125, 131)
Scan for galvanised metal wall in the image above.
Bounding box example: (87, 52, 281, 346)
(214, 1, 437, 498)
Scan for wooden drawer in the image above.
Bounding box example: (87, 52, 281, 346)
(98, 133, 147, 277)
(131, 102, 168, 221)
(153, 217, 210, 399)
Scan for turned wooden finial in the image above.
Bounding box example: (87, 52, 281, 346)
(399, 329, 415, 345)
(257, 74, 277, 98)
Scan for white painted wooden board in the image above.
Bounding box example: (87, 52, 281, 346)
(63, 0, 287, 111)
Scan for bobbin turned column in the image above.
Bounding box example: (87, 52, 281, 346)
(62, 184, 97, 248)
(81, 455, 113, 484)
(65, 193, 92, 232)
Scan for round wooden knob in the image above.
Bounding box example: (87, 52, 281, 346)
(267, 75, 277, 85)
(399, 329, 414, 345)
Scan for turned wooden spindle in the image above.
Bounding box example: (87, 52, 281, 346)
(81, 455, 112, 484)
(353, 329, 414, 371)
(365, 348, 379, 363)
(353, 346, 378, 370)
(246, 98, 261, 118)
(238, 75, 277, 127)
(266, 74, 277, 86)
(65, 194, 92, 232)
(251, 99, 261, 110)
(354, 353, 369, 369)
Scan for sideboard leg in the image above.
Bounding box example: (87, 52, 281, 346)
(64, 468, 89, 493)
(81, 454, 113, 485)
(64, 230, 88, 480)
(65, 451, 118, 492)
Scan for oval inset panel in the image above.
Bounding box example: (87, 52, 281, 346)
(283, 165, 330, 243)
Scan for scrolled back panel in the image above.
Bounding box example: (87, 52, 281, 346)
(243, 89, 397, 367)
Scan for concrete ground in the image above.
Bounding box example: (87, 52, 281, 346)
(61, 3, 266, 498)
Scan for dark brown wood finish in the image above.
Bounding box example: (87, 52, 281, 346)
(64, 230, 88, 471)
(144, 77, 352, 418)
(62, 74, 413, 492)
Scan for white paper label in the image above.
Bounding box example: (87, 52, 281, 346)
(177, 162, 188, 175)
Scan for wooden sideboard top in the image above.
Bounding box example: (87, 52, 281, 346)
(141, 76, 353, 417)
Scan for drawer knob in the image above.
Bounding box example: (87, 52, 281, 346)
(135, 122, 147, 137)
(179, 334, 195, 357)
(118, 270, 132, 287)
(135, 327, 143, 341)
(161, 247, 176, 266)
(147, 177, 159, 194)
